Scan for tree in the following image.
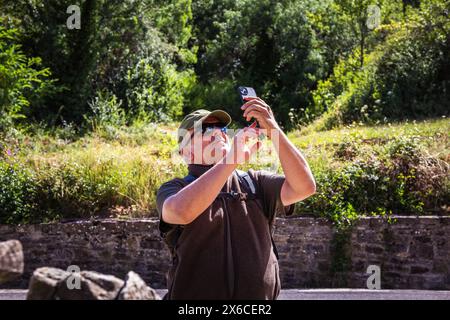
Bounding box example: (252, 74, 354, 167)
(189, 0, 324, 129)
(335, 0, 377, 68)
(1, 0, 197, 124)
(0, 19, 53, 130)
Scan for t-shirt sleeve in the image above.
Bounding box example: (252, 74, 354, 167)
(156, 178, 185, 234)
(248, 169, 295, 221)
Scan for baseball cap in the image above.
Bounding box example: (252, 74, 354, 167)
(177, 109, 232, 144)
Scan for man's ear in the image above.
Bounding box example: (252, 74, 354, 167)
(179, 145, 193, 164)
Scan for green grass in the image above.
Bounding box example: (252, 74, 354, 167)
(289, 118, 449, 226)
(290, 117, 449, 176)
(0, 117, 448, 225)
(292, 117, 449, 153)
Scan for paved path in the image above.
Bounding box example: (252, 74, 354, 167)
(278, 289, 450, 300)
(1, 289, 449, 300)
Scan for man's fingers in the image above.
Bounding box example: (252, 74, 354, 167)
(244, 106, 266, 120)
(243, 103, 269, 118)
(243, 100, 267, 110)
(246, 110, 265, 122)
(236, 124, 261, 141)
(241, 97, 269, 110)
(253, 97, 269, 108)
(241, 98, 258, 110)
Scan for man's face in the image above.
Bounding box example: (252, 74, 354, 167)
(181, 116, 230, 165)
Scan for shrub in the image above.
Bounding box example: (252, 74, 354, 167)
(84, 90, 126, 139)
(34, 162, 123, 220)
(0, 19, 54, 130)
(0, 160, 38, 224)
(124, 56, 196, 122)
(296, 136, 449, 227)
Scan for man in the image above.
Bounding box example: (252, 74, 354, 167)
(156, 97, 316, 300)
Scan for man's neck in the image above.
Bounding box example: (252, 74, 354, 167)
(187, 164, 214, 177)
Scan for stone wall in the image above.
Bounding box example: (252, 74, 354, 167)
(0, 216, 449, 290)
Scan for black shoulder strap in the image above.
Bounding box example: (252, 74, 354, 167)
(183, 174, 197, 184)
(235, 170, 256, 194)
(236, 170, 279, 260)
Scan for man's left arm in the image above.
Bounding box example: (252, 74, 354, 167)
(242, 98, 316, 206)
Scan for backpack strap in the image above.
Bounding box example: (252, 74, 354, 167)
(167, 225, 183, 255)
(183, 174, 197, 184)
(235, 170, 256, 194)
(235, 170, 280, 260)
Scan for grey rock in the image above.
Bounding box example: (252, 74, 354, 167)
(56, 270, 124, 300)
(0, 240, 24, 284)
(118, 271, 161, 300)
(26, 267, 70, 300)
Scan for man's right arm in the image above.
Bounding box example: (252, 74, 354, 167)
(162, 125, 260, 225)
(162, 162, 237, 225)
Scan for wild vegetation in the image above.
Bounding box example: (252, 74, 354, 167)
(0, 0, 448, 225)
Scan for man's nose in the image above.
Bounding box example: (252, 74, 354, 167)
(209, 128, 227, 141)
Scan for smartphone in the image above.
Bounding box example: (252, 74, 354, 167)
(237, 86, 260, 130)
(237, 86, 257, 104)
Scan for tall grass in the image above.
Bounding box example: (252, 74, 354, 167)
(0, 118, 448, 225)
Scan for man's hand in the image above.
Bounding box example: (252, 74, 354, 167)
(242, 97, 316, 206)
(224, 122, 262, 164)
(241, 97, 280, 138)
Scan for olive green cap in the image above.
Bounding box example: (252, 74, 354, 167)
(177, 109, 232, 144)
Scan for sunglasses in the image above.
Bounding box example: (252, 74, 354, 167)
(191, 123, 228, 135)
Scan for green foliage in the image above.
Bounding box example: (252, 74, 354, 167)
(34, 161, 123, 220)
(1, 0, 449, 226)
(124, 54, 196, 122)
(296, 135, 449, 227)
(330, 227, 352, 284)
(0, 120, 188, 224)
(2, 0, 196, 125)
(374, 0, 450, 119)
(0, 19, 53, 130)
(190, 0, 325, 129)
(308, 0, 450, 130)
(0, 160, 38, 224)
(306, 1, 355, 75)
(0, 119, 447, 225)
(94, 0, 197, 122)
(187, 78, 240, 122)
(3, 0, 448, 129)
(84, 90, 126, 139)
(152, 0, 195, 52)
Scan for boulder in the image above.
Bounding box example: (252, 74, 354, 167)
(26, 267, 159, 300)
(118, 271, 161, 300)
(0, 240, 24, 284)
(56, 270, 124, 300)
(27, 267, 70, 300)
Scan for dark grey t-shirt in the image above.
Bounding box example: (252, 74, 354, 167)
(156, 167, 294, 300)
(157, 169, 294, 232)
